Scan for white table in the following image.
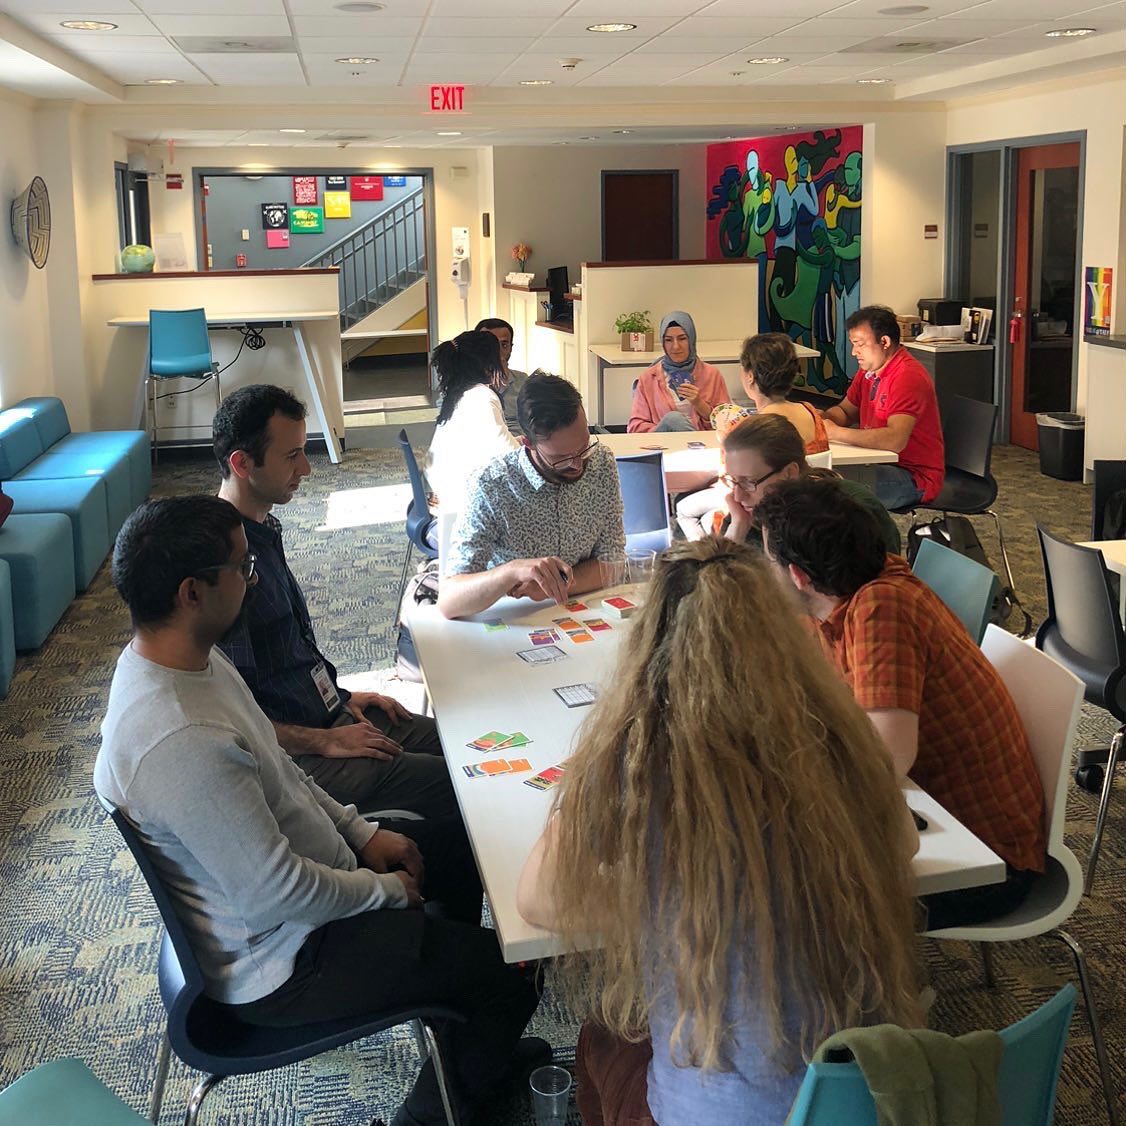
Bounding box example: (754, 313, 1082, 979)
(601, 431, 899, 493)
(408, 592, 1005, 963)
(109, 310, 343, 463)
(1079, 539, 1126, 622)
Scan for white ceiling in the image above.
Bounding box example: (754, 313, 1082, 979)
(0, 0, 1123, 142)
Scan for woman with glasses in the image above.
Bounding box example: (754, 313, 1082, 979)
(627, 311, 728, 434)
(516, 536, 922, 1126)
(722, 414, 900, 554)
(426, 331, 518, 510)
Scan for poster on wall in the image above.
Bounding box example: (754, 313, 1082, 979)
(293, 176, 318, 205)
(324, 190, 352, 219)
(351, 175, 384, 201)
(266, 229, 290, 249)
(1084, 266, 1113, 337)
(261, 202, 289, 230)
(290, 206, 324, 234)
(705, 126, 864, 399)
(326, 175, 348, 191)
(383, 175, 406, 188)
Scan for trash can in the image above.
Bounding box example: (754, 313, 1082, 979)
(1036, 412, 1085, 481)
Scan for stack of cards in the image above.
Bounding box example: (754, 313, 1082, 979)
(466, 730, 533, 752)
(525, 764, 566, 791)
(602, 595, 638, 620)
(528, 627, 560, 647)
(463, 758, 532, 779)
(553, 616, 594, 644)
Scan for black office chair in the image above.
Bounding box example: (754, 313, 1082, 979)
(109, 809, 464, 1126)
(898, 395, 1029, 634)
(396, 428, 439, 610)
(1035, 526, 1126, 894)
(1091, 459, 1126, 539)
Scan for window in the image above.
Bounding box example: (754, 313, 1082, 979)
(114, 162, 151, 249)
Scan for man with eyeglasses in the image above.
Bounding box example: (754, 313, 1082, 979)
(439, 372, 626, 620)
(821, 304, 945, 511)
(213, 385, 452, 823)
(96, 497, 545, 1126)
(475, 317, 527, 434)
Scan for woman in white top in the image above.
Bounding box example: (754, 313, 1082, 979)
(426, 330, 519, 510)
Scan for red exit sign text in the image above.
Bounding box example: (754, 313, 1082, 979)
(429, 84, 466, 112)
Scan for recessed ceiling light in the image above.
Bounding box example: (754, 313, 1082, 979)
(612, 129, 633, 134)
(335, 56, 380, 64)
(247, 143, 270, 147)
(879, 4, 929, 12)
(144, 78, 181, 85)
(334, 1, 385, 10)
(578, 135, 599, 140)
(279, 128, 306, 133)
(857, 77, 893, 84)
(437, 131, 463, 136)
(586, 23, 637, 33)
(519, 79, 554, 86)
(729, 71, 745, 76)
(1045, 26, 1096, 36)
(747, 56, 789, 64)
(60, 19, 117, 30)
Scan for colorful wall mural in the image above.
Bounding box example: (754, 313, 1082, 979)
(706, 126, 863, 398)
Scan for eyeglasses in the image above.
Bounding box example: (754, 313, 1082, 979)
(536, 437, 599, 470)
(719, 467, 783, 495)
(196, 553, 257, 583)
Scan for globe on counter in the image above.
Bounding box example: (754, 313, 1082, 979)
(120, 244, 155, 273)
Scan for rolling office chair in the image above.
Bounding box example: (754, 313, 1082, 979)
(787, 985, 1077, 1126)
(396, 428, 439, 610)
(147, 309, 221, 464)
(1035, 525, 1126, 894)
(1091, 460, 1126, 540)
(911, 537, 999, 644)
(109, 809, 464, 1126)
(895, 395, 1030, 635)
(615, 451, 672, 553)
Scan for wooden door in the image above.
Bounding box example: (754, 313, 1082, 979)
(1009, 142, 1080, 449)
(601, 171, 678, 261)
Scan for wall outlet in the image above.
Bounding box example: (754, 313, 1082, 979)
(166, 395, 177, 410)
(241, 228, 250, 240)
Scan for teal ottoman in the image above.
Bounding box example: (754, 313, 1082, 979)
(14, 450, 133, 534)
(0, 560, 14, 697)
(3, 477, 110, 591)
(0, 513, 75, 650)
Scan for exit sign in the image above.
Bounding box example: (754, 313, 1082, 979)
(429, 84, 466, 112)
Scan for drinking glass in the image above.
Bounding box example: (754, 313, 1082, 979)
(598, 558, 628, 591)
(530, 1064, 573, 1126)
(626, 549, 658, 585)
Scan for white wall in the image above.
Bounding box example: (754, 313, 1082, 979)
(946, 67, 1126, 410)
(0, 89, 52, 410)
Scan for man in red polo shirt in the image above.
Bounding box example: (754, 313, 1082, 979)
(755, 477, 1045, 930)
(823, 304, 945, 510)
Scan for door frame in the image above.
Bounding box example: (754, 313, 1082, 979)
(944, 132, 1085, 444)
(600, 169, 680, 261)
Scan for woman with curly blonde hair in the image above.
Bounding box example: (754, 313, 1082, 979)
(517, 536, 921, 1125)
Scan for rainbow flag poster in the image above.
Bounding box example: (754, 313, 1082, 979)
(1084, 266, 1113, 337)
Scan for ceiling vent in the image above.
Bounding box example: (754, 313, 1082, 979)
(316, 131, 372, 142)
(173, 36, 297, 53)
(840, 36, 970, 53)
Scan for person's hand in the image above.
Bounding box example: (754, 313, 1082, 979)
(822, 418, 851, 442)
(508, 580, 548, 602)
(677, 382, 700, 404)
(317, 722, 402, 761)
(391, 870, 424, 909)
(360, 828, 424, 882)
(505, 557, 573, 606)
(724, 488, 753, 542)
(346, 690, 412, 726)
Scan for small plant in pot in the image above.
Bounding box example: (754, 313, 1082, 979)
(615, 310, 654, 352)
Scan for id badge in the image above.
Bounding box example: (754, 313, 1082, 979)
(311, 661, 341, 713)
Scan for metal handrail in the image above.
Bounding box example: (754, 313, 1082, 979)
(300, 187, 427, 329)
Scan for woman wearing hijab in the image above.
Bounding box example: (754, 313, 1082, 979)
(627, 311, 729, 433)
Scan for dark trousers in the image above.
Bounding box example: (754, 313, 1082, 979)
(922, 864, 1035, 931)
(576, 1022, 656, 1126)
(232, 911, 539, 1126)
(297, 707, 459, 821)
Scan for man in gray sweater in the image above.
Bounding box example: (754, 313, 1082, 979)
(96, 496, 542, 1126)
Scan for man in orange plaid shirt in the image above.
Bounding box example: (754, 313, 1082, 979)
(755, 477, 1045, 929)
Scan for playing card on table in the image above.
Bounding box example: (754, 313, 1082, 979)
(562, 599, 588, 612)
(516, 645, 567, 664)
(528, 628, 560, 647)
(582, 617, 612, 632)
(525, 765, 566, 791)
(552, 617, 583, 632)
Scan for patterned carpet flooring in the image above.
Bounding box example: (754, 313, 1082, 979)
(0, 442, 1121, 1124)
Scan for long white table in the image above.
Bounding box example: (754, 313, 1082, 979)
(601, 430, 900, 493)
(1079, 539, 1126, 622)
(109, 310, 343, 463)
(408, 590, 1005, 963)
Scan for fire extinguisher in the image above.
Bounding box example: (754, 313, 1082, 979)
(235, 253, 247, 268)
(1008, 309, 1023, 344)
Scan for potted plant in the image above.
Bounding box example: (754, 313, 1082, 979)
(615, 310, 654, 352)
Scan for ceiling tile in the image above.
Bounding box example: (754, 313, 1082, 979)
(101, 55, 213, 81)
(426, 0, 574, 14)
(900, 16, 1042, 36)
(516, 36, 650, 55)
(673, 16, 810, 36)
(414, 36, 540, 53)
(187, 51, 307, 83)
(41, 33, 176, 53)
(543, 16, 682, 36)
(563, 0, 717, 13)
(137, 0, 286, 11)
(290, 14, 424, 35)
(15, 11, 162, 36)
(285, 0, 426, 9)
(696, 0, 859, 15)
(631, 36, 751, 53)
(296, 38, 416, 54)
(422, 17, 558, 36)
(0, 0, 139, 9)
(948, 0, 1108, 16)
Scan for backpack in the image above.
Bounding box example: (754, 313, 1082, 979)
(906, 515, 1033, 637)
(395, 560, 439, 683)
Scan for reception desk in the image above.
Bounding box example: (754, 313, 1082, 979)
(1083, 334, 1126, 476)
(89, 269, 344, 457)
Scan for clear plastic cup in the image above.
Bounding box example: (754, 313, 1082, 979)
(598, 558, 628, 591)
(529, 1064, 573, 1125)
(626, 549, 658, 585)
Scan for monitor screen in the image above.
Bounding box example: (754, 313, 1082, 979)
(547, 265, 569, 301)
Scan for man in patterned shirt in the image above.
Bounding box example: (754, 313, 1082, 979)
(214, 386, 453, 821)
(755, 477, 1045, 930)
(439, 373, 626, 620)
